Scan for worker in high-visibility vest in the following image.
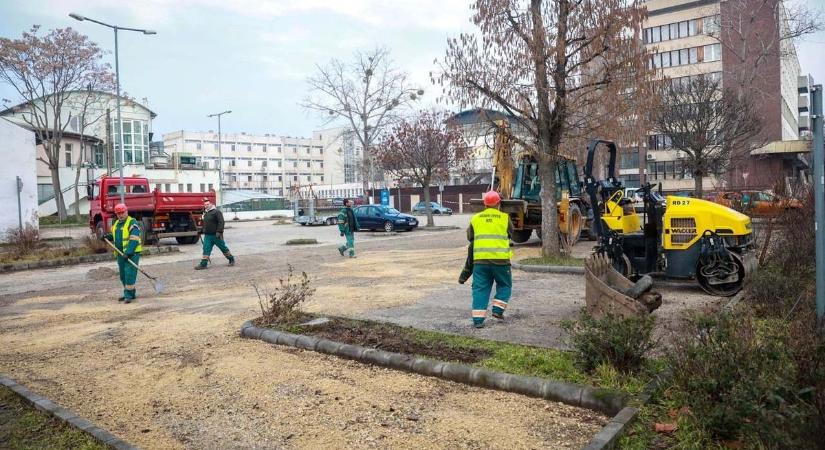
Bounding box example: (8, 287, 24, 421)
(103, 203, 142, 303)
(467, 191, 514, 328)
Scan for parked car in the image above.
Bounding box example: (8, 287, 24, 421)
(713, 190, 802, 216)
(411, 201, 452, 215)
(354, 204, 419, 232)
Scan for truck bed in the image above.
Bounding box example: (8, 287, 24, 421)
(155, 191, 215, 213)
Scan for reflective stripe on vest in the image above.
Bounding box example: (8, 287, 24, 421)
(111, 215, 142, 254)
(470, 208, 512, 261)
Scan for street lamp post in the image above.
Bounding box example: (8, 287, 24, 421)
(207, 110, 232, 205)
(69, 13, 156, 204)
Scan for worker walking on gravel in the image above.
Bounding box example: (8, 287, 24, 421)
(337, 199, 359, 258)
(195, 198, 235, 270)
(467, 191, 514, 328)
(103, 203, 142, 303)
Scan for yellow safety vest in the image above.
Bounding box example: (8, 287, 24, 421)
(111, 216, 142, 254)
(470, 208, 512, 261)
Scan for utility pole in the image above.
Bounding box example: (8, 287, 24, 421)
(812, 84, 824, 326)
(16, 176, 23, 231)
(105, 108, 112, 174)
(207, 110, 231, 205)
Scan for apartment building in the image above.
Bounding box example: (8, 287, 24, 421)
(162, 127, 353, 197)
(631, 0, 807, 193)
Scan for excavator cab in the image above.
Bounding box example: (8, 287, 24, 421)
(584, 139, 755, 296)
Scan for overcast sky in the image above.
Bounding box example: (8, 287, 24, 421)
(1, 0, 823, 140)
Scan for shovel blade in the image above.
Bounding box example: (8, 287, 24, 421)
(153, 279, 165, 294)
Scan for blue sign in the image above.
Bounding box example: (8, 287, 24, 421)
(380, 189, 390, 206)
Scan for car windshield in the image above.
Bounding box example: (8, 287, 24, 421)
(386, 208, 400, 214)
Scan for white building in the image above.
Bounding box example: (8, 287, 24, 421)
(0, 91, 159, 215)
(162, 127, 353, 198)
(0, 119, 38, 241)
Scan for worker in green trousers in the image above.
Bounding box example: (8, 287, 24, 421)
(337, 199, 360, 258)
(467, 191, 514, 328)
(195, 198, 235, 269)
(104, 202, 142, 303)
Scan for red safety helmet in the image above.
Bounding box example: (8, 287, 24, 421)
(483, 191, 501, 207)
(114, 203, 128, 214)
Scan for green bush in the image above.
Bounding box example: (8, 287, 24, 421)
(561, 311, 656, 374)
(746, 264, 809, 317)
(667, 309, 816, 447)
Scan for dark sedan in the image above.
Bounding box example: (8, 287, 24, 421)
(354, 205, 419, 232)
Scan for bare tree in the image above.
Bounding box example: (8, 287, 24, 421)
(70, 86, 114, 221)
(303, 47, 423, 196)
(435, 0, 653, 256)
(375, 110, 468, 227)
(0, 26, 113, 220)
(653, 75, 762, 197)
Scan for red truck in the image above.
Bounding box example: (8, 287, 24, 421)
(88, 176, 214, 245)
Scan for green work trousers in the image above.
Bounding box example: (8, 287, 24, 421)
(200, 234, 234, 267)
(117, 253, 140, 300)
(471, 263, 512, 325)
(338, 231, 355, 257)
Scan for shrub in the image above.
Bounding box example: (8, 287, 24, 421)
(253, 265, 315, 325)
(667, 309, 815, 447)
(83, 235, 109, 254)
(562, 311, 656, 374)
(746, 264, 809, 317)
(5, 224, 40, 258)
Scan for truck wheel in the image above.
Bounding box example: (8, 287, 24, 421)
(141, 217, 158, 245)
(176, 236, 199, 245)
(383, 221, 394, 232)
(325, 217, 336, 226)
(511, 229, 532, 244)
(95, 221, 106, 240)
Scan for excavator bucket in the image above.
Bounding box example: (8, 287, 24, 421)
(584, 253, 662, 319)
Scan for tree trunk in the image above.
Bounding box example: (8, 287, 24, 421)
(539, 156, 560, 256)
(73, 151, 83, 222)
(694, 173, 703, 198)
(50, 164, 67, 221)
(422, 180, 434, 227)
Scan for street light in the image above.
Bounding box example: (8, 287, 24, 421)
(207, 110, 232, 204)
(69, 12, 156, 204)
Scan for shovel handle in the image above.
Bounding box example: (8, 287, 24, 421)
(103, 239, 155, 280)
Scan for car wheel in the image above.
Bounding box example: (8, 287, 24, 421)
(383, 221, 394, 232)
(325, 217, 335, 226)
(434, 210, 442, 215)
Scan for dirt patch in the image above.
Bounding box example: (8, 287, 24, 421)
(275, 315, 492, 363)
(87, 267, 118, 280)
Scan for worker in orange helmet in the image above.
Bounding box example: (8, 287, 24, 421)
(103, 202, 142, 303)
(465, 191, 514, 328)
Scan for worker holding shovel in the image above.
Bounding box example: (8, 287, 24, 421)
(103, 203, 142, 303)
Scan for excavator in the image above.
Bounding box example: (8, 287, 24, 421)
(473, 120, 591, 245)
(584, 139, 756, 296)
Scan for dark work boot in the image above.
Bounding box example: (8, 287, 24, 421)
(194, 264, 208, 270)
(228, 257, 235, 267)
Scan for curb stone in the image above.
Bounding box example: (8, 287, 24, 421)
(581, 369, 673, 449)
(240, 320, 627, 416)
(511, 261, 585, 274)
(0, 246, 179, 274)
(0, 374, 139, 450)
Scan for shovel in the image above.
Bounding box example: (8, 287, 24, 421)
(103, 239, 165, 294)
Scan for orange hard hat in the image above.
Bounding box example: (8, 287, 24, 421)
(114, 203, 128, 213)
(483, 191, 501, 207)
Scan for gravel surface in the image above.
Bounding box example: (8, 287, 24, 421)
(0, 218, 614, 449)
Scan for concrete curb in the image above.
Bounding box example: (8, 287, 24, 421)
(240, 321, 627, 416)
(0, 246, 179, 274)
(511, 261, 585, 274)
(0, 374, 139, 450)
(582, 369, 672, 449)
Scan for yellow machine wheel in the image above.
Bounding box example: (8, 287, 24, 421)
(566, 204, 583, 246)
(696, 251, 746, 297)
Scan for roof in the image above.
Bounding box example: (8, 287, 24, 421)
(447, 108, 519, 126)
(7, 120, 103, 144)
(220, 190, 284, 206)
(751, 139, 811, 155)
(0, 90, 157, 119)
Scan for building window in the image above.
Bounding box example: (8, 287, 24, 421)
(648, 134, 672, 150)
(320, 176, 324, 182)
(278, 175, 282, 181)
(320, 161, 324, 168)
(620, 149, 640, 169)
(231, 176, 237, 182)
(263, 175, 268, 181)
(306, 161, 311, 168)
(293, 161, 298, 168)
(306, 176, 311, 182)
(703, 15, 720, 35)
(262, 160, 267, 167)
(65, 143, 73, 167)
(178, 183, 183, 192)
(261, 144, 267, 152)
(200, 183, 205, 192)
(214, 143, 219, 150)
(293, 175, 298, 181)
(247, 160, 252, 167)
(165, 183, 171, 192)
(278, 161, 282, 168)
(231, 144, 236, 151)
(247, 175, 252, 182)
(230, 159, 236, 167)
(208, 183, 214, 191)
(247, 145, 252, 151)
(704, 43, 721, 62)
(196, 142, 202, 150)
